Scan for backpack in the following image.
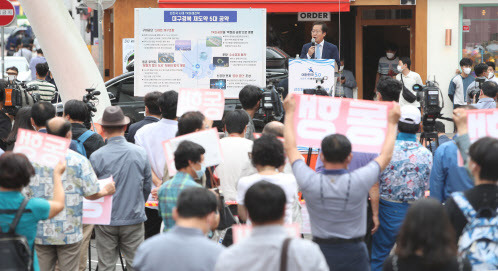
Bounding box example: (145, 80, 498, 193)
(452, 192, 498, 270)
(0, 197, 33, 271)
(71, 130, 94, 158)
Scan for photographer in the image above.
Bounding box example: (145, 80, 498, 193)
(0, 81, 12, 144)
(239, 85, 263, 141)
(472, 81, 497, 109)
(335, 59, 357, 98)
(465, 63, 488, 104)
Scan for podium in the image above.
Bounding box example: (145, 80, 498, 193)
(288, 59, 336, 96)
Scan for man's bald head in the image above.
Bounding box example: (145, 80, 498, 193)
(47, 117, 72, 139)
(262, 121, 284, 137)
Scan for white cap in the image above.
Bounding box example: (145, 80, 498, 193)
(399, 105, 421, 125)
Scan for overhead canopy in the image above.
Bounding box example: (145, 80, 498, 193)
(158, 0, 350, 13)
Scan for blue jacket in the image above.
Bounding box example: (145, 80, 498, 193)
(300, 41, 340, 65)
(429, 140, 473, 202)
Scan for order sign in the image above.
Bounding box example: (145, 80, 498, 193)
(293, 94, 393, 153)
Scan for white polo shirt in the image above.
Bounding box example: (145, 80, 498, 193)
(396, 70, 423, 107)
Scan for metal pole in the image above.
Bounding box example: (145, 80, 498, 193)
(1, 26, 4, 80)
(98, 0, 104, 78)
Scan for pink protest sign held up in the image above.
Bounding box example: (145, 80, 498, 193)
(293, 94, 393, 153)
(177, 88, 225, 120)
(13, 128, 70, 168)
(83, 177, 113, 225)
(467, 108, 498, 141)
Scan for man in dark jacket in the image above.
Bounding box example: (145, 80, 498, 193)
(126, 91, 161, 143)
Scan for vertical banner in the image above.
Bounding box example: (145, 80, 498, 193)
(288, 59, 336, 95)
(177, 88, 225, 120)
(293, 94, 393, 153)
(163, 128, 223, 176)
(83, 177, 114, 225)
(13, 129, 70, 168)
(122, 38, 135, 73)
(135, 8, 266, 98)
(467, 108, 498, 141)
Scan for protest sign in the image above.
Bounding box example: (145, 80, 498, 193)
(13, 128, 70, 168)
(177, 88, 225, 120)
(288, 59, 336, 95)
(293, 94, 393, 153)
(467, 108, 497, 141)
(83, 177, 113, 225)
(135, 8, 266, 98)
(163, 128, 223, 176)
(232, 223, 301, 244)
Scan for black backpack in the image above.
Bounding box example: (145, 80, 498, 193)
(0, 197, 33, 271)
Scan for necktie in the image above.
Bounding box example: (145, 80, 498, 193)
(316, 44, 321, 59)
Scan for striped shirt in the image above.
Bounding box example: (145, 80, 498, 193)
(157, 172, 201, 232)
(27, 79, 56, 102)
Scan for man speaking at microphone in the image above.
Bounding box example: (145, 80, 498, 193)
(300, 22, 340, 67)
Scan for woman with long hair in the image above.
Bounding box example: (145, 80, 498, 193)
(383, 198, 471, 271)
(2, 106, 34, 151)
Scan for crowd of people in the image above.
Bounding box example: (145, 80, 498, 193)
(0, 52, 497, 271)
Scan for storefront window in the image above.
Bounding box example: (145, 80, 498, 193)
(461, 5, 498, 66)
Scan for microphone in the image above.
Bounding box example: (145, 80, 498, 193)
(311, 38, 316, 46)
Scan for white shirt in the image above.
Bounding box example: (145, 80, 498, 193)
(307, 39, 325, 59)
(135, 119, 178, 206)
(489, 74, 498, 85)
(237, 173, 298, 224)
(396, 70, 423, 107)
(215, 137, 254, 202)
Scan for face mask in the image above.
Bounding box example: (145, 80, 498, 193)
(397, 65, 404, 73)
(195, 164, 206, 179)
(339, 66, 344, 72)
(7, 75, 16, 82)
(488, 72, 494, 79)
(386, 53, 395, 59)
(463, 67, 471, 75)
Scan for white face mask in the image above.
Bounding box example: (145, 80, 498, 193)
(488, 72, 494, 79)
(339, 65, 344, 72)
(7, 75, 16, 82)
(463, 67, 472, 75)
(386, 52, 395, 59)
(397, 65, 404, 73)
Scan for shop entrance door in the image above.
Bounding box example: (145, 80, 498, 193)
(362, 25, 411, 100)
(354, 6, 415, 100)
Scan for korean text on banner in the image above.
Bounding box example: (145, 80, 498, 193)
(13, 128, 70, 168)
(83, 176, 113, 225)
(293, 94, 393, 153)
(467, 108, 498, 141)
(288, 59, 336, 95)
(177, 88, 225, 120)
(163, 128, 223, 176)
(135, 8, 266, 98)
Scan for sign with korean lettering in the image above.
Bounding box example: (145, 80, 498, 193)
(293, 94, 393, 153)
(14, 129, 70, 168)
(289, 59, 336, 95)
(177, 88, 225, 120)
(467, 108, 498, 141)
(83, 177, 113, 225)
(135, 8, 266, 98)
(163, 128, 223, 176)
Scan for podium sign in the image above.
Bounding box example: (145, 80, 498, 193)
(288, 59, 336, 95)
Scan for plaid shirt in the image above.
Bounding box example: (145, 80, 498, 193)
(158, 172, 201, 232)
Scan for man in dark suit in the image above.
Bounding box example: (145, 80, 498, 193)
(300, 21, 340, 68)
(126, 91, 162, 143)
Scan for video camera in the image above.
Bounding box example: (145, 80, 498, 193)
(468, 77, 486, 103)
(253, 79, 284, 125)
(1, 79, 38, 116)
(82, 87, 100, 129)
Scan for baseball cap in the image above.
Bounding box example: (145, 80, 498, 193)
(399, 105, 421, 125)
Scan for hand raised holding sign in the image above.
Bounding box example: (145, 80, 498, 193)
(453, 108, 468, 135)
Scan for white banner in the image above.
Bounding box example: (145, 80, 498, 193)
(122, 38, 135, 73)
(288, 59, 336, 95)
(135, 8, 266, 98)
